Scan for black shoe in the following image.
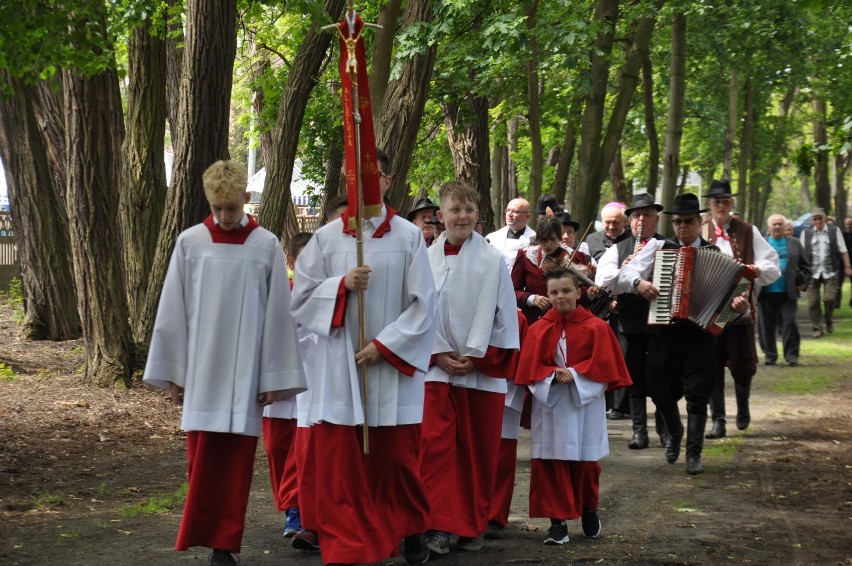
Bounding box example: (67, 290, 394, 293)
(607, 409, 629, 420)
(543, 522, 569, 545)
(581, 509, 601, 538)
(764, 359, 776, 366)
(291, 529, 320, 551)
(665, 428, 684, 464)
(686, 454, 704, 475)
(628, 430, 649, 449)
(788, 361, 798, 367)
(210, 550, 237, 566)
(403, 533, 430, 565)
(659, 432, 672, 447)
(705, 419, 726, 439)
(484, 520, 504, 540)
(736, 414, 751, 430)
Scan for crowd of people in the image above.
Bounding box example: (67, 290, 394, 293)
(142, 156, 851, 566)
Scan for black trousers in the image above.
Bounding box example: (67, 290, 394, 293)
(757, 292, 800, 364)
(622, 332, 650, 399)
(647, 324, 716, 416)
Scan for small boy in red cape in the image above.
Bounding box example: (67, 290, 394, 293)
(516, 267, 631, 545)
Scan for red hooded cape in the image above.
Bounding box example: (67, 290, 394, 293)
(515, 306, 631, 392)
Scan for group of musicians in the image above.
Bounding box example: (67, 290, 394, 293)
(403, 180, 781, 475)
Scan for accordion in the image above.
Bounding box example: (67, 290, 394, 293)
(647, 246, 755, 336)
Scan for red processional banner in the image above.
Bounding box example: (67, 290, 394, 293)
(338, 12, 382, 227)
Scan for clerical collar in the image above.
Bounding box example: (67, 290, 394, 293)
(507, 227, 526, 239)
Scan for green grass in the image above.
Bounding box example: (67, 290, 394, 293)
(0, 362, 17, 383)
(119, 482, 188, 518)
(0, 278, 24, 325)
(31, 492, 65, 509)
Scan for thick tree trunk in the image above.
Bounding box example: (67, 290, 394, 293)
(375, 0, 436, 214)
(642, 51, 659, 194)
(138, 0, 238, 349)
(258, 0, 347, 240)
(165, 0, 184, 148)
(524, 0, 543, 215)
(63, 61, 132, 386)
(737, 77, 754, 216)
(0, 75, 80, 340)
(490, 141, 505, 233)
(834, 154, 849, 221)
(610, 145, 630, 204)
(369, 0, 401, 111)
(550, 100, 582, 205)
(507, 116, 520, 199)
(574, 0, 618, 227)
(659, 11, 686, 235)
(323, 132, 345, 204)
(812, 98, 831, 213)
(723, 71, 738, 181)
(120, 19, 168, 350)
(443, 94, 493, 229)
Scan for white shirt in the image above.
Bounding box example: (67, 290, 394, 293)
(486, 225, 536, 270)
(802, 226, 848, 279)
(711, 221, 780, 288)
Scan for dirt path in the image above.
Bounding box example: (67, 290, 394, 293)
(1, 313, 850, 565)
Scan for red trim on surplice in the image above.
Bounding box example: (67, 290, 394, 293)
(374, 339, 416, 376)
(261, 417, 297, 512)
(331, 278, 348, 329)
(340, 205, 398, 238)
(203, 214, 259, 244)
(419, 383, 503, 537)
(469, 345, 513, 378)
(529, 460, 600, 520)
(516, 306, 631, 391)
(176, 431, 257, 553)
(311, 423, 429, 565)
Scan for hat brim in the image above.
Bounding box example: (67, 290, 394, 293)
(406, 205, 439, 221)
(561, 221, 580, 230)
(662, 208, 708, 215)
(703, 192, 737, 199)
(624, 203, 664, 216)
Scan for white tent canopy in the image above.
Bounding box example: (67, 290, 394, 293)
(246, 159, 320, 206)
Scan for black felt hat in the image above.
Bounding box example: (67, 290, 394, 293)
(703, 179, 737, 199)
(663, 193, 708, 215)
(534, 195, 564, 215)
(406, 197, 439, 221)
(554, 211, 580, 231)
(624, 192, 664, 216)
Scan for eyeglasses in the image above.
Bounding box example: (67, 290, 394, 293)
(630, 211, 656, 218)
(671, 218, 698, 226)
(379, 172, 391, 178)
(506, 209, 530, 216)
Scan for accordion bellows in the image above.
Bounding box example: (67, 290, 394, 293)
(648, 247, 755, 336)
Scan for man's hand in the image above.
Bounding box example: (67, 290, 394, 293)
(168, 382, 184, 406)
(533, 295, 551, 311)
(345, 265, 372, 291)
(731, 292, 749, 313)
(355, 342, 382, 366)
(257, 391, 278, 406)
(747, 264, 762, 278)
(635, 279, 659, 301)
(845, 265, 852, 278)
(553, 368, 574, 384)
(436, 352, 473, 376)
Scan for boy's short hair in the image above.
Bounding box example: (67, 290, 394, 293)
(377, 149, 391, 176)
(438, 181, 479, 208)
(545, 267, 579, 287)
(203, 160, 248, 203)
(324, 194, 349, 221)
(288, 232, 312, 259)
(536, 217, 563, 240)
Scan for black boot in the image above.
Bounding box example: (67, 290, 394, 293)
(705, 387, 726, 439)
(661, 408, 683, 464)
(735, 382, 751, 430)
(628, 398, 649, 449)
(655, 410, 671, 447)
(685, 414, 707, 475)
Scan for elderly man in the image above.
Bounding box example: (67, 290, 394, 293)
(596, 193, 668, 450)
(759, 215, 810, 366)
(702, 180, 780, 439)
(487, 198, 536, 270)
(586, 202, 630, 261)
(407, 197, 439, 246)
(800, 208, 852, 337)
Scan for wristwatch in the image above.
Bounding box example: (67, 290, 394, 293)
(632, 278, 642, 289)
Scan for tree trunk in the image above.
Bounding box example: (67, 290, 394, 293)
(834, 153, 849, 221)
(258, 0, 347, 240)
(0, 74, 80, 340)
(138, 0, 238, 350)
(323, 130, 345, 204)
(737, 77, 753, 216)
(550, 100, 582, 204)
(443, 94, 493, 229)
(490, 140, 505, 233)
(812, 98, 831, 213)
(369, 0, 402, 111)
(375, 0, 436, 214)
(165, 0, 184, 148)
(120, 19, 168, 350)
(63, 58, 132, 386)
(610, 145, 629, 204)
(723, 71, 738, 181)
(642, 51, 659, 194)
(574, 0, 618, 227)
(659, 11, 686, 235)
(524, 0, 543, 216)
(507, 116, 520, 199)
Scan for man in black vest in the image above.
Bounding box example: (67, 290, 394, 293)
(800, 208, 852, 336)
(595, 193, 668, 450)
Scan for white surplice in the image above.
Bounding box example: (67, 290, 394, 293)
(144, 224, 307, 437)
(290, 208, 437, 427)
(528, 333, 608, 461)
(486, 225, 536, 270)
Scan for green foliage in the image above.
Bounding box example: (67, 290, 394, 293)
(0, 278, 24, 326)
(0, 362, 16, 383)
(793, 144, 817, 178)
(32, 492, 65, 510)
(119, 482, 188, 517)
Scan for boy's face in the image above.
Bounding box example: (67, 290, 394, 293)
(210, 192, 250, 231)
(547, 275, 579, 315)
(438, 195, 478, 244)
